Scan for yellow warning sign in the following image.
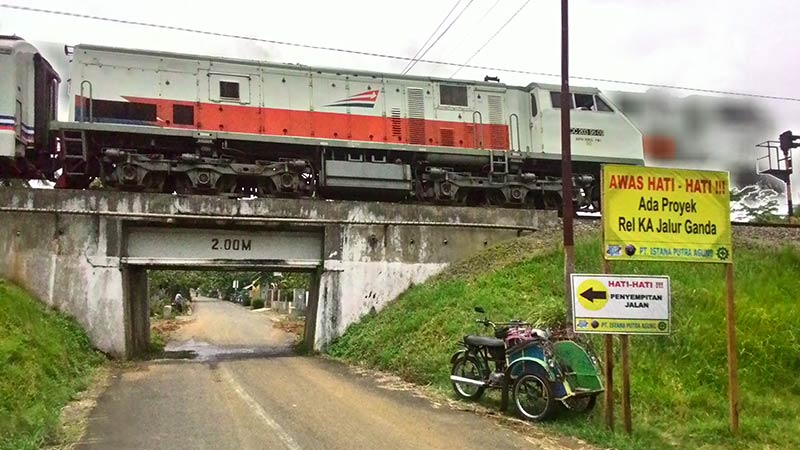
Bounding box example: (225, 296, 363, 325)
(602, 165, 732, 263)
(576, 279, 608, 311)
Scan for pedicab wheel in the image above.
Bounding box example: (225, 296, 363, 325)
(451, 355, 486, 400)
(561, 394, 597, 412)
(513, 372, 555, 421)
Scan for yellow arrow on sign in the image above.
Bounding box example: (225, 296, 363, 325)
(577, 279, 608, 311)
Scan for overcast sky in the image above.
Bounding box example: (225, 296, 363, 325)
(2, 0, 800, 198)
(2, 0, 798, 100)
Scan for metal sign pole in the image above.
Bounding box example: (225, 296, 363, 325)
(621, 334, 632, 434)
(604, 333, 615, 430)
(600, 167, 614, 431)
(725, 264, 740, 433)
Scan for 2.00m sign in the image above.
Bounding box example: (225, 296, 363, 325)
(211, 238, 252, 251)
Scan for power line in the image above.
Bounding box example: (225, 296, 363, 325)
(399, 0, 462, 74)
(436, 0, 502, 67)
(402, 0, 475, 75)
(2, 3, 800, 102)
(434, 0, 500, 68)
(450, 0, 531, 78)
(476, 0, 504, 26)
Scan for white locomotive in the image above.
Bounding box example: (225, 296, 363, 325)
(0, 35, 644, 209)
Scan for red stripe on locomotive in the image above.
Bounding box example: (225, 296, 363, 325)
(116, 97, 510, 150)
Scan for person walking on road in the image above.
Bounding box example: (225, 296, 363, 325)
(173, 292, 184, 314)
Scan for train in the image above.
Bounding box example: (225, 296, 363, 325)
(0, 35, 644, 210)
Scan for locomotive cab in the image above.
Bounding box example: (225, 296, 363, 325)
(529, 83, 644, 174)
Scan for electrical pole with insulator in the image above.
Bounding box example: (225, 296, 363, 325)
(560, 0, 575, 328)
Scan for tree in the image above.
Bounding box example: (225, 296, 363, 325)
(730, 184, 781, 223)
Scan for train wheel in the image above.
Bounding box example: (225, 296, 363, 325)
(141, 173, 166, 193)
(256, 179, 276, 197)
(484, 190, 506, 207)
(216, 176, 238, 197)
(173, 175, 193, 195)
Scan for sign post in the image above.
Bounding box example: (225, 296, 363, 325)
(598, 164, 737, 435)
(572, 273, 671, 433)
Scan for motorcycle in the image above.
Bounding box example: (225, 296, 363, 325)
(449, 307, 604, 421)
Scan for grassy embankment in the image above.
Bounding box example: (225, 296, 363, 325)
(328, 234, 800, 450)
(0, 280, 104, 450)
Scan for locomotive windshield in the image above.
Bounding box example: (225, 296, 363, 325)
(550, 91, 613, 112)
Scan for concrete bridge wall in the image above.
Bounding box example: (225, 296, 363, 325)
(0, 188, 555, 358)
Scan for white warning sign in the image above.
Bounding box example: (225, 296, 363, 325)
(571, 274, 671, 335)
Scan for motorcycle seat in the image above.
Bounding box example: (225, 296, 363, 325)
(464, 335, 505, 348)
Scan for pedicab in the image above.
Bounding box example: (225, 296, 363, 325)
(449, 307, 604, 420)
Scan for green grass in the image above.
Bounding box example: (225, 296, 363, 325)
(328, 234, 800, 450)
(0, 280, 105, 450)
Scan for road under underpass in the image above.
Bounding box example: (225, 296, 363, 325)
(75, 297, 547, 450)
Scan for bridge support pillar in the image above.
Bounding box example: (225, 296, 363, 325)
(123, 265, 150, 358)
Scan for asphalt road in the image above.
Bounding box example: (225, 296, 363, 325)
(75, 297, 547, 450)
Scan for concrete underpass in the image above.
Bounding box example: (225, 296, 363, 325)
(123, 226, 324, 355)
(0, 188, 555, 357)
(0, 187, 560, 450)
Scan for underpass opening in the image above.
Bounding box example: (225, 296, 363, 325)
(121, 224, 324, 358)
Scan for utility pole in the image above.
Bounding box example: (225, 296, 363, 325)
(561, 0, 575, 327)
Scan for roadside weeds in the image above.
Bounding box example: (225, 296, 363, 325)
(40, 365, 112, 450)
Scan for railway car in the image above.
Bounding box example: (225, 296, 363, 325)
(0, 36, 644, 210)
(0, 36, 59, 181)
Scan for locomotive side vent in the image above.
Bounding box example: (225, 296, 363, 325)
(391, 107, 402, 138)
(488, 95, 507, 149)
(440, 128, 455, 147)
(407, 88, 426, 145)
(173, 105, 194, 126)
(465, 124, 475, 148)
(488, 95, 503, 124)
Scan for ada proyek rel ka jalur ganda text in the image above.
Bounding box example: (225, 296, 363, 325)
(608, 174, 727, 235)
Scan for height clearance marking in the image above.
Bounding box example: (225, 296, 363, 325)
(602, 165, 732, 263)
(571, 274, 671, 335)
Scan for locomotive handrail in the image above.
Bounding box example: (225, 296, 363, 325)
(79, 80, 93, 123)
(472, 111, 484, 149)
(509, 113, 520, 151)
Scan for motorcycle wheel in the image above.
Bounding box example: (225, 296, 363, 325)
(451, 355, 486, 400)
(513, 372, 555, 421)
